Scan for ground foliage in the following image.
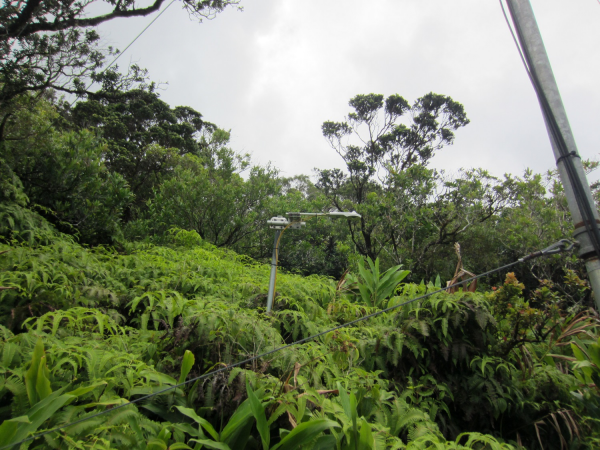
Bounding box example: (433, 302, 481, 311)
(0, 226, 598, 449)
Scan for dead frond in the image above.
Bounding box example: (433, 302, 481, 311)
(447, 242, 477, 293)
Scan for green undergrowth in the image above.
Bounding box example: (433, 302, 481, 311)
(0, 230, 598, 449)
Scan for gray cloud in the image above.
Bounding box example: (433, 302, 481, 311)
(96, 0, 600, 182)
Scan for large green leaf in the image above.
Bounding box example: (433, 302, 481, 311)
(337, 382, 357, 426)
(357, 419, 374, 450)
(66, 381, 107, 398)
(375, 267, 408, 304)
(1, 388, 74, 447)
(23, 390, 74, 434)
(146, 438, 168, 450)
(188, 439, 231, 450)
(571, 343, 594, 382)
(337, 382, 352, 420)
(311, 434, 337, 450)
(572, 343, 588, 362)
(172, 422, 201, 439)
(179, 350, 195, 384)
(0, 416, 29, 446)
(271, 419, 340, 450)
(357, 259, 373, 291)
(24, 338, 46, 406)
(35, 356, 52, 401)
(220, 399, 254, 449)
(168, 444, 193, 450)
(358, 283, 373, 307)
(175, 406, 219, 441)
(246, 379, 270, 450)
(587, 343, 600, 371)
(377, 264, 402, 289)
(366, 257, 380, 283)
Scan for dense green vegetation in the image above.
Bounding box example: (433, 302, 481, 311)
(2, 1, 600, 448)
(0, 228, 599, 448)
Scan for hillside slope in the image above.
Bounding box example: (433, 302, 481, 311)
(0, 229, 598, 449)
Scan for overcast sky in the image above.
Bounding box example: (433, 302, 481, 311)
(96, 0, 600, 182)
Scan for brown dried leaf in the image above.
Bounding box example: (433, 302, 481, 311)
(534, 422, 545, 450)
(297, 389, 338, 398)
(287, 411, 297, 428)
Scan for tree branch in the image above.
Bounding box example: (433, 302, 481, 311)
(2, 0, 167, 38)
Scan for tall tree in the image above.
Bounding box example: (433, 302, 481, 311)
(317, 93, 470, 262)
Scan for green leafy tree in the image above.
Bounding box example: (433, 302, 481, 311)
(1, 99, 133, 243)
(406, 168, 514, 279)
(146, 150, 279, 248)
(317, 93, 515, 280)
(63, 89, 219, 210)
(455, 168, 590, 295)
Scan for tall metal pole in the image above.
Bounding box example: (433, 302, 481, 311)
(266, 229, 280, 313)
(507, 0, 600, 308)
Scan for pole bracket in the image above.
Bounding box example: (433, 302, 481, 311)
(555, 151, 580, 165)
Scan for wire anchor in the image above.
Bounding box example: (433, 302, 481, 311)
(519, 239, 577, 262)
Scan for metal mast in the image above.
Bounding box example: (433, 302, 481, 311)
(506, 0, 600, 308)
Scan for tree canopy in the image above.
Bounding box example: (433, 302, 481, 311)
(63, 89, 218, 209)
(317, 92, 479, 267)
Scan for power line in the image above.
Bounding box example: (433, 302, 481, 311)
(0, 239, 575, 450)
(499, 0, 530, 75)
